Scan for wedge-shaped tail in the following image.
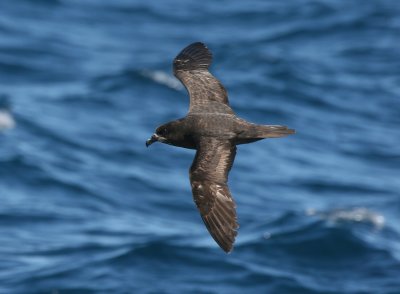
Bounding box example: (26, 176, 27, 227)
(254, 125, 295, 138)
(236, 124, 295, 144)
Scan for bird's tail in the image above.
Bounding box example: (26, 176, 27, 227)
(236, 124, 295, 144)
(254, 125, 295, 138)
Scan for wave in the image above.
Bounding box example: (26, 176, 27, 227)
(90, 69, 183, 93)
(236, 208, 393, 259)
(139, 69, 183, 91)
(306, 207, 385, 229)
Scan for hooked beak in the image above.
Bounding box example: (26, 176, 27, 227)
(146, 134, 159, 147)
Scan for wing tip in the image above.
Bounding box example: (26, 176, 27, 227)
(202, 212, 239, 254)
(173, 42, 212, 72)
(222, 245, 233, 254)
(211, 228, 238, 254)
(220, 233, 237, 253)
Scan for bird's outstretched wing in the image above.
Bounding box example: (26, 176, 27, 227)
(189, 137, 238, 252)
(173, 42, 233, 114)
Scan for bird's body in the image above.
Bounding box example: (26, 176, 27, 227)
(147, 42, 295, 252)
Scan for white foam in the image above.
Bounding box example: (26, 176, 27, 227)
(0, 110, 15, 131)
(140, 70, 183, 90)
(306, 207, 385, 229)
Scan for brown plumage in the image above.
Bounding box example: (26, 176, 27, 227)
(146, 42, 295, 253)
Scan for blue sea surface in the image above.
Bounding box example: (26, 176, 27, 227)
(1, 0, 400, 293)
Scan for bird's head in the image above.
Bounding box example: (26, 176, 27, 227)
(146, 121, 183, 147)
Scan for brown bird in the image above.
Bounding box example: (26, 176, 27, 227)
(146, 42, 295, 253)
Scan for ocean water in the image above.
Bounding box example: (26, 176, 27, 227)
(1, 0, 399, 293)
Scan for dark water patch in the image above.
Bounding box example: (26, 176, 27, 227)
(0, 154, 47, 180)
(56, 93, 116, 108)
(0, 212, 74, 225)
(293, 179, 390, 195)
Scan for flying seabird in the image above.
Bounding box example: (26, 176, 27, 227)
(146, 42, 295, 253)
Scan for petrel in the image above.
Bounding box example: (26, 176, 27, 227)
(146, 42, 295, 253)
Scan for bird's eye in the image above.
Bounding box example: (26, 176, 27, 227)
(158, 127, 168, 136)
